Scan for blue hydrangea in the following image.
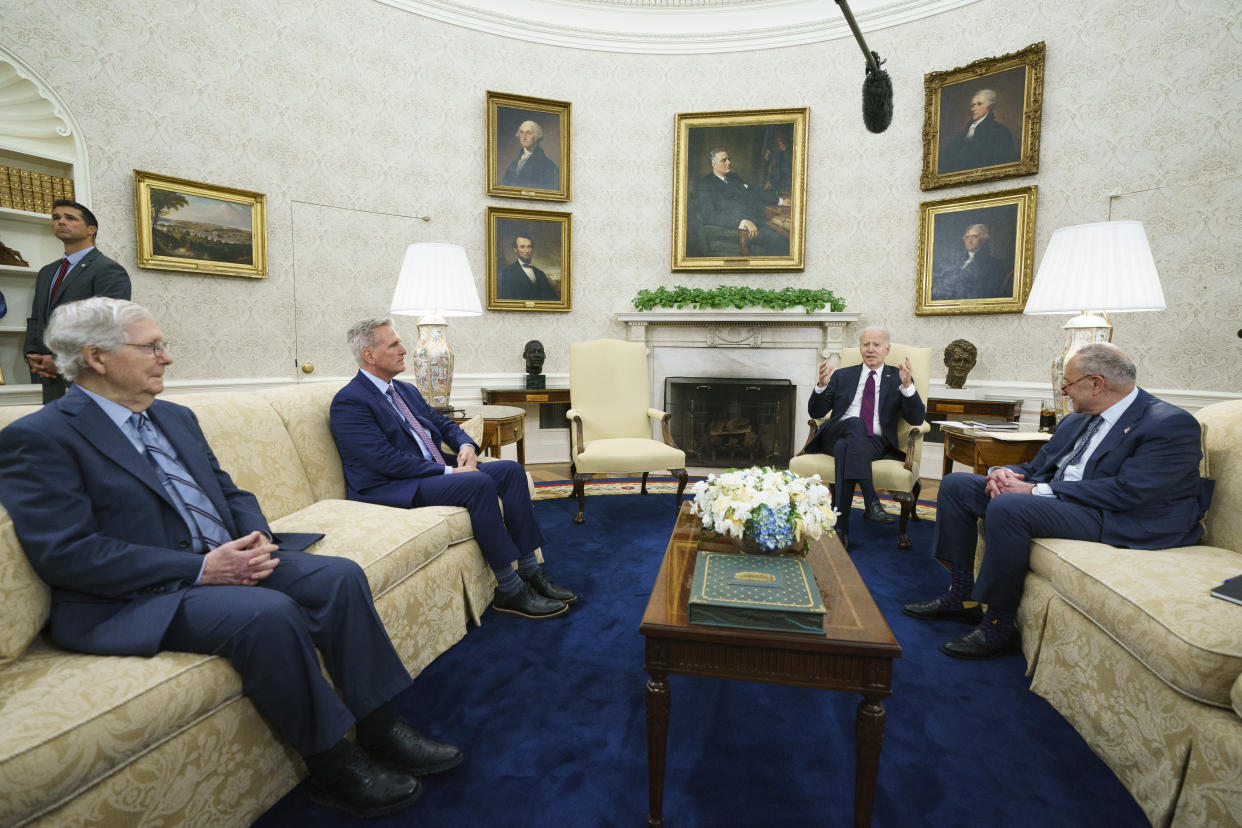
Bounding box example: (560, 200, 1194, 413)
(748, 503, 795, 551)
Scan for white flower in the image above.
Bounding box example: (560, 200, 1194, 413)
(688, 465, 835, 550)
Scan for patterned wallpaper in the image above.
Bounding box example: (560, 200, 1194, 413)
(4, 0, 1240, 393)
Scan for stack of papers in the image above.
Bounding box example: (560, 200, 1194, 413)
(966, 420, 1019, 430)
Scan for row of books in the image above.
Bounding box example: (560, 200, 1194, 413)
(0, 165, 75, 215)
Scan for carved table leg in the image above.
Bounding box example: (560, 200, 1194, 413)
(646, 673, 670, 827)
(854, 694, 886, 827)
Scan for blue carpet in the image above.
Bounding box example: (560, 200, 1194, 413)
(254, 493, 1148, 827)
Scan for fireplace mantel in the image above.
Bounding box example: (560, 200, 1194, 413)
(615, 309, 862, 362)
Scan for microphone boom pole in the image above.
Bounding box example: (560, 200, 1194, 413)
(833, 0, 893, 133)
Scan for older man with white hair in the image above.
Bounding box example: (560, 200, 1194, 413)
(0, 297, 462, 819)
(904, 343, 1211, 660)
(500, 118, 559, 190)
(939, 87, 1018, 173)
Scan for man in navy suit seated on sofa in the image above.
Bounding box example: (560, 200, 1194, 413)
(904, 343, 1211, 660)
(329, 318, 577, 620)
(803, 326, 926, 550)
(0, 298, 461, 819)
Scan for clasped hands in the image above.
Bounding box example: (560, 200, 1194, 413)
(24, 353, 58, 379)
(452, 444, 479, 473)
(816, 356, 916, 389)
(985, 467, 1036, 497)
(201, 531, 279, 586)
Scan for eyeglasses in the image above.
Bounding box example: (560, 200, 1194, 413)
(124, 341, 172, 357)
(1059, 373, 1097, 394)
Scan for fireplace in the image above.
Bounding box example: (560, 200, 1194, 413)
(665, 377, 796, 468)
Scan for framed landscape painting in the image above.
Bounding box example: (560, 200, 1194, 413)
(486, 206, 572, 312)
(133, 170, 267, 278)
(920, 42, 1045, 191)
(915, 185, 1038, 316)
(486, 91, 571, 202)
(671, 108, 808, 272)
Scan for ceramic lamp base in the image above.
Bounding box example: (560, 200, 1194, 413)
(1051, 312, 1112, 420)
(411, 315, 454, 409)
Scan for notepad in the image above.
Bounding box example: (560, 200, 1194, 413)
(1210, 575, 1242, 606)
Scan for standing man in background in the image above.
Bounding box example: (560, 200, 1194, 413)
(25, 199, 131, 403)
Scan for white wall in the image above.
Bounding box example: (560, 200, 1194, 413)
(4, 0, 1240, 394)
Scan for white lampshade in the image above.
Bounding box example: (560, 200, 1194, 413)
(390, 243, 482, 318)
(1024, 220, 1165, 315)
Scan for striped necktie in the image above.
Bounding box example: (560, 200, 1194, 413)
(131, 413, 231, 551)
(387, 387, 447, 464)
(1053, 415, 1103, 482)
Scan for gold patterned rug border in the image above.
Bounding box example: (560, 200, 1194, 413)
(532, 478, 937, 519)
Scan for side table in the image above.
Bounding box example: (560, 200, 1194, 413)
(456, 405, 527, 464)
(940, 424, 1047, 477)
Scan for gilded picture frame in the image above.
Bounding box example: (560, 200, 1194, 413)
(133, 170, 267, 278)
(486, 91, 571, 202)
(671, 108, 808, 272)
(486, 206, 572, 312)
(920, 42, 1045, 191)
(915, 185, 1038, 316)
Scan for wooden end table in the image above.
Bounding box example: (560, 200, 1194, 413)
(940, 424, 1048, 477)
(456, 404, 526, 464)
(640, 502, 901, 827)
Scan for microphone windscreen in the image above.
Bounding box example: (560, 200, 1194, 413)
(862, 69, 893, 134)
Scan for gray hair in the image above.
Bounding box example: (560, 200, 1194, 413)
(964, 223, 990, 242)
(1072, 342, 1137, 389)
(346, 318, 392, 366)
(973, 89, 998, 109)
(46, 297, 154, 382)
(708, 147, 728, 165)
(859, 326, 891, 346)
(516, 120, 543, 142)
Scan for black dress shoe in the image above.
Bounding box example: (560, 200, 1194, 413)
(310, 745, 421, 818)
(527, 569, 577, 604)
(492, 583, 568, 619)
(835, 529, 848, 550)
(940, 626, 1021, 660)
(365, 719, 463, 777)
(864, 501, 896, 524)
(902, 597, 984, 625)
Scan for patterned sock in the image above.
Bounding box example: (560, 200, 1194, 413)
(516, 550, 541, 579)
(980, 607, 1016, 643)
(943, 565, 975, 608)
(494, 566, 524, 595)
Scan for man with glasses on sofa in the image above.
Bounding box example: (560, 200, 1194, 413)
(903, 343, 1211, 660)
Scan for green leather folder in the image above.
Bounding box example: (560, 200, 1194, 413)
(688, 551, 826, 635)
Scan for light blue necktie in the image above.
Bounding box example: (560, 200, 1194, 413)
(1053, 415, 1103, 482)
(131, 413, 230, 551)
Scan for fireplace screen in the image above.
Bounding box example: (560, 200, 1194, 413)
(664, 377, 796, 468)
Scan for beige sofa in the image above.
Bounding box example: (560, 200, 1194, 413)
(0, 381, 508, 827)
(997, 399, 1242, 827)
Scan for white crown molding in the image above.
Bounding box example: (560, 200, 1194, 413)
(373, 0, 983, 54)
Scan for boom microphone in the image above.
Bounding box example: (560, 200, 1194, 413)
(834, 0, 894, 133)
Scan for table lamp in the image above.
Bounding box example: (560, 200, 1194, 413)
(390, 243, 482, 413)
(1023, 220, 1165, 418)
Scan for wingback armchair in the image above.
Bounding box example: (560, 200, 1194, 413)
(788, 343, 932, 549)
(567, 339, 688, 524)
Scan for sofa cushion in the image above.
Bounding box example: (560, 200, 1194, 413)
(1197, 400, 1242, 553)
(170, 391, 318, 521)
(0, 638, 242, 822)
(0, 507, 50, 665)
(267, 500, 475, 598)
(262, 382, 349, 503)
(1030, 538, 1242, 707)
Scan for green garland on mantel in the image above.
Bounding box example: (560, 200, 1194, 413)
(632, 285, 846, 314)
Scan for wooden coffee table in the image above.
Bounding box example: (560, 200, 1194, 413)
(639, 502, 901, 827)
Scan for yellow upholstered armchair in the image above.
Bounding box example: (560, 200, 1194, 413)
(567, 339, 688, 524)
(788, 343, 932, 549)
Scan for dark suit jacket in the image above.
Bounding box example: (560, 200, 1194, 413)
(501, 145, 559, 190)
(1005, 389, 1210, 549)
(497, 261, 558, 301)
(695, 172, 779, 229)
(0, 389, 268, 656)
(932, 248, 1010, 300)
(940, 112, 1017, 173)
(329, 371, 480, 508)
(25, 248, 131, 357)
(808, 363, 926, 455)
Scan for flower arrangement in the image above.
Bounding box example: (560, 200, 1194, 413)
(689, 466, 836, 554)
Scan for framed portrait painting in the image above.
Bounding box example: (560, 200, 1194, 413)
(915, 185, 1037, 316)
(133, 170, 267, 278)
(920, 42, 1045, 191)
(486, 206, 571, 312)
(671, 108, 808, 272)
(486, 91, 571, 202)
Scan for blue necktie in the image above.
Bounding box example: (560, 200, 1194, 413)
(132, 413, 231, 551)
(1053, 415, 1103, 482)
